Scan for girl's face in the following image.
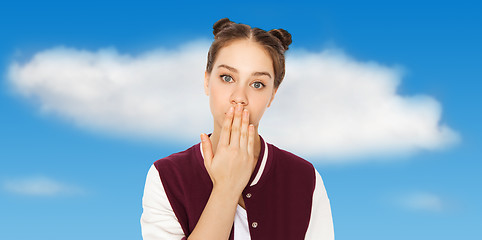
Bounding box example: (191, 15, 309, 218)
(204, 39, 277, 131)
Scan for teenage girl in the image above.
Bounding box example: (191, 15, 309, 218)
(141, 18, 334, 240)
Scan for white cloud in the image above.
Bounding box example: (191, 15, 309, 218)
(395, 191, 448, 213)
(2, 176, 84, 196)
(7, 40, 459, 162)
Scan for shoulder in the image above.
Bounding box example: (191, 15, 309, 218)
(152, 143, 210, 188)
(267, 143, 316, 185)
(269, 143, 315, 171)
(153, 143, 200, 171)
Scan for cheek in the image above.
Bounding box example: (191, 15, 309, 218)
(250, 108, 266, 125)
(247, 94, 272, 124)
(209, 84, 229, 116)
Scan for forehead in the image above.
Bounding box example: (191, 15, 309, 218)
(213, 39, 274, 75)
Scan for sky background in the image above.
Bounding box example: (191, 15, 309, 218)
(1, 0, 481, 239)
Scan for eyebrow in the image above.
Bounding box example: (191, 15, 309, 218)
(218, 64, 272, 79)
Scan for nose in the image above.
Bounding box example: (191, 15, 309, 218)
(230, 86, 248, 106)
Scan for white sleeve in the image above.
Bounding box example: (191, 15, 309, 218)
(140, 164, 186, 240)
(305, 168, 335, 240)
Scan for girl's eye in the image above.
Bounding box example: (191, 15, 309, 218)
(251, 82, 265, 89)
(221, 75, 233, 83)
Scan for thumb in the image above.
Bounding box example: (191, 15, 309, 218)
(200, 133, 214, 169)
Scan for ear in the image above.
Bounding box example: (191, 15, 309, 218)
(204, 71, 210, 96)
(267, 88, 278, 108)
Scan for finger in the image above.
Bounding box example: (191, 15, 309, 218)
(201, 133, 214, 169)
(219, 106, 234, 148)
(239, 109, 249, 151)
(247, 124, 255, 160)
(230, 103, 243, 147)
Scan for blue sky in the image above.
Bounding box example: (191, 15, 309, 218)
(1, 0, 481, 239)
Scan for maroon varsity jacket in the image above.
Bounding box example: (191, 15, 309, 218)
(154, 136, 316, 239)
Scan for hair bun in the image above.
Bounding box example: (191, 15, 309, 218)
(268, 29, 292, 51)
(213, 18, 234, 37)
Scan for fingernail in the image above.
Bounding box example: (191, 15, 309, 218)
(228, 106, 234, 113)
(203, 133, 210, 141)
(243, 109, 248, 116)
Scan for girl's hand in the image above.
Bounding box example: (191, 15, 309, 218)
(200, 103, 256, 197)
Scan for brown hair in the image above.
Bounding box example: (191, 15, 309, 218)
(206, 18, 292, 89)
